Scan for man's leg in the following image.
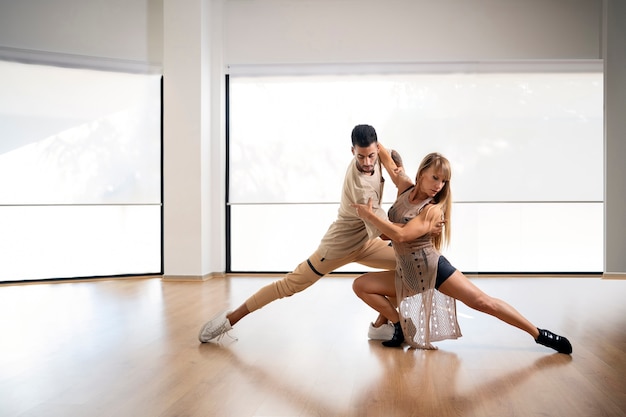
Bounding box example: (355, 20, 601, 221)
(231, 251, 332, 325)
(353, 239, 396, 270)
(199, 249, 354, 342)
(226, 259, 320, 326)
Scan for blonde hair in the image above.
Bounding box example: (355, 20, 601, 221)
(416, 153, 452, 250)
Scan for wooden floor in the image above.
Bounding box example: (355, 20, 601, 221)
(0, 275, 624, 417)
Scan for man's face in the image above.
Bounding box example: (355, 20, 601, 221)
(352, 143, 379, 174)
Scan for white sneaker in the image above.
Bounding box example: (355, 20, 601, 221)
(368, 322, 395, 341)
(198, 310, 233, 343)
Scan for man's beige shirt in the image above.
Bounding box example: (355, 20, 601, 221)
(318, 158, 387, 259)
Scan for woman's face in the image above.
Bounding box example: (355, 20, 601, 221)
(418, 165, 447, 198)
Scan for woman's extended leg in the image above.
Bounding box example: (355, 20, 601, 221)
(438, 270, 572, 354)
(438, 270, 538, 337)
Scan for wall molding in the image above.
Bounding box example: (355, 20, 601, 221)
(602, 272, 626, 280)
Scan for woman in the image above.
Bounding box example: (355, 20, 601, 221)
(351, 151, 572, 354)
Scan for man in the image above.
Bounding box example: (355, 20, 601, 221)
(199, 124, 428, 343)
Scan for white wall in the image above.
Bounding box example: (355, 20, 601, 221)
(6, 0, 601, 66)
(223, 0, 601, 64)
(162, 0, 225, 278)
(1, 0, 624, 277)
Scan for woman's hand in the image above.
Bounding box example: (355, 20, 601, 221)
(431, 218, 446, 236)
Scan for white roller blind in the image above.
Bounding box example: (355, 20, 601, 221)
(0, 61, 161, 205)
(229, 65, 602, 204)
(228, 63, 603, 273)
(0, 61, 161, 281)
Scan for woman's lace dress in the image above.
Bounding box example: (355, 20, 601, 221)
(388, 189, 462, 349)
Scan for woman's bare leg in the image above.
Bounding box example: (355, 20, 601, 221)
(438, 270, 572, 354)
(438, 270, 539, 338)
(353, 270, 399, 324)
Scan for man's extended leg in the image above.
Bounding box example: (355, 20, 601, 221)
(199, 249, 353, 342)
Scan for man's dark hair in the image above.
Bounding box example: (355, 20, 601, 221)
(351, 124, 378, 147)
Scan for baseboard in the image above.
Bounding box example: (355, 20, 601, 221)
(162, 272, 226, 282)
(602, 272, 626, 280)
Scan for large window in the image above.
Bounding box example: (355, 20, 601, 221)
(0, 61, 162, 282)
(227, 62, 603, 273)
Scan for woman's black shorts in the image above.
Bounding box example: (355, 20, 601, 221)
(436, 255, 456, 289)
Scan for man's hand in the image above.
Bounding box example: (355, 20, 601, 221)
(351, 198, 374, 219)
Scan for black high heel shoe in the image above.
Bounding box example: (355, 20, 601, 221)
(382, 321, 404, 347)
